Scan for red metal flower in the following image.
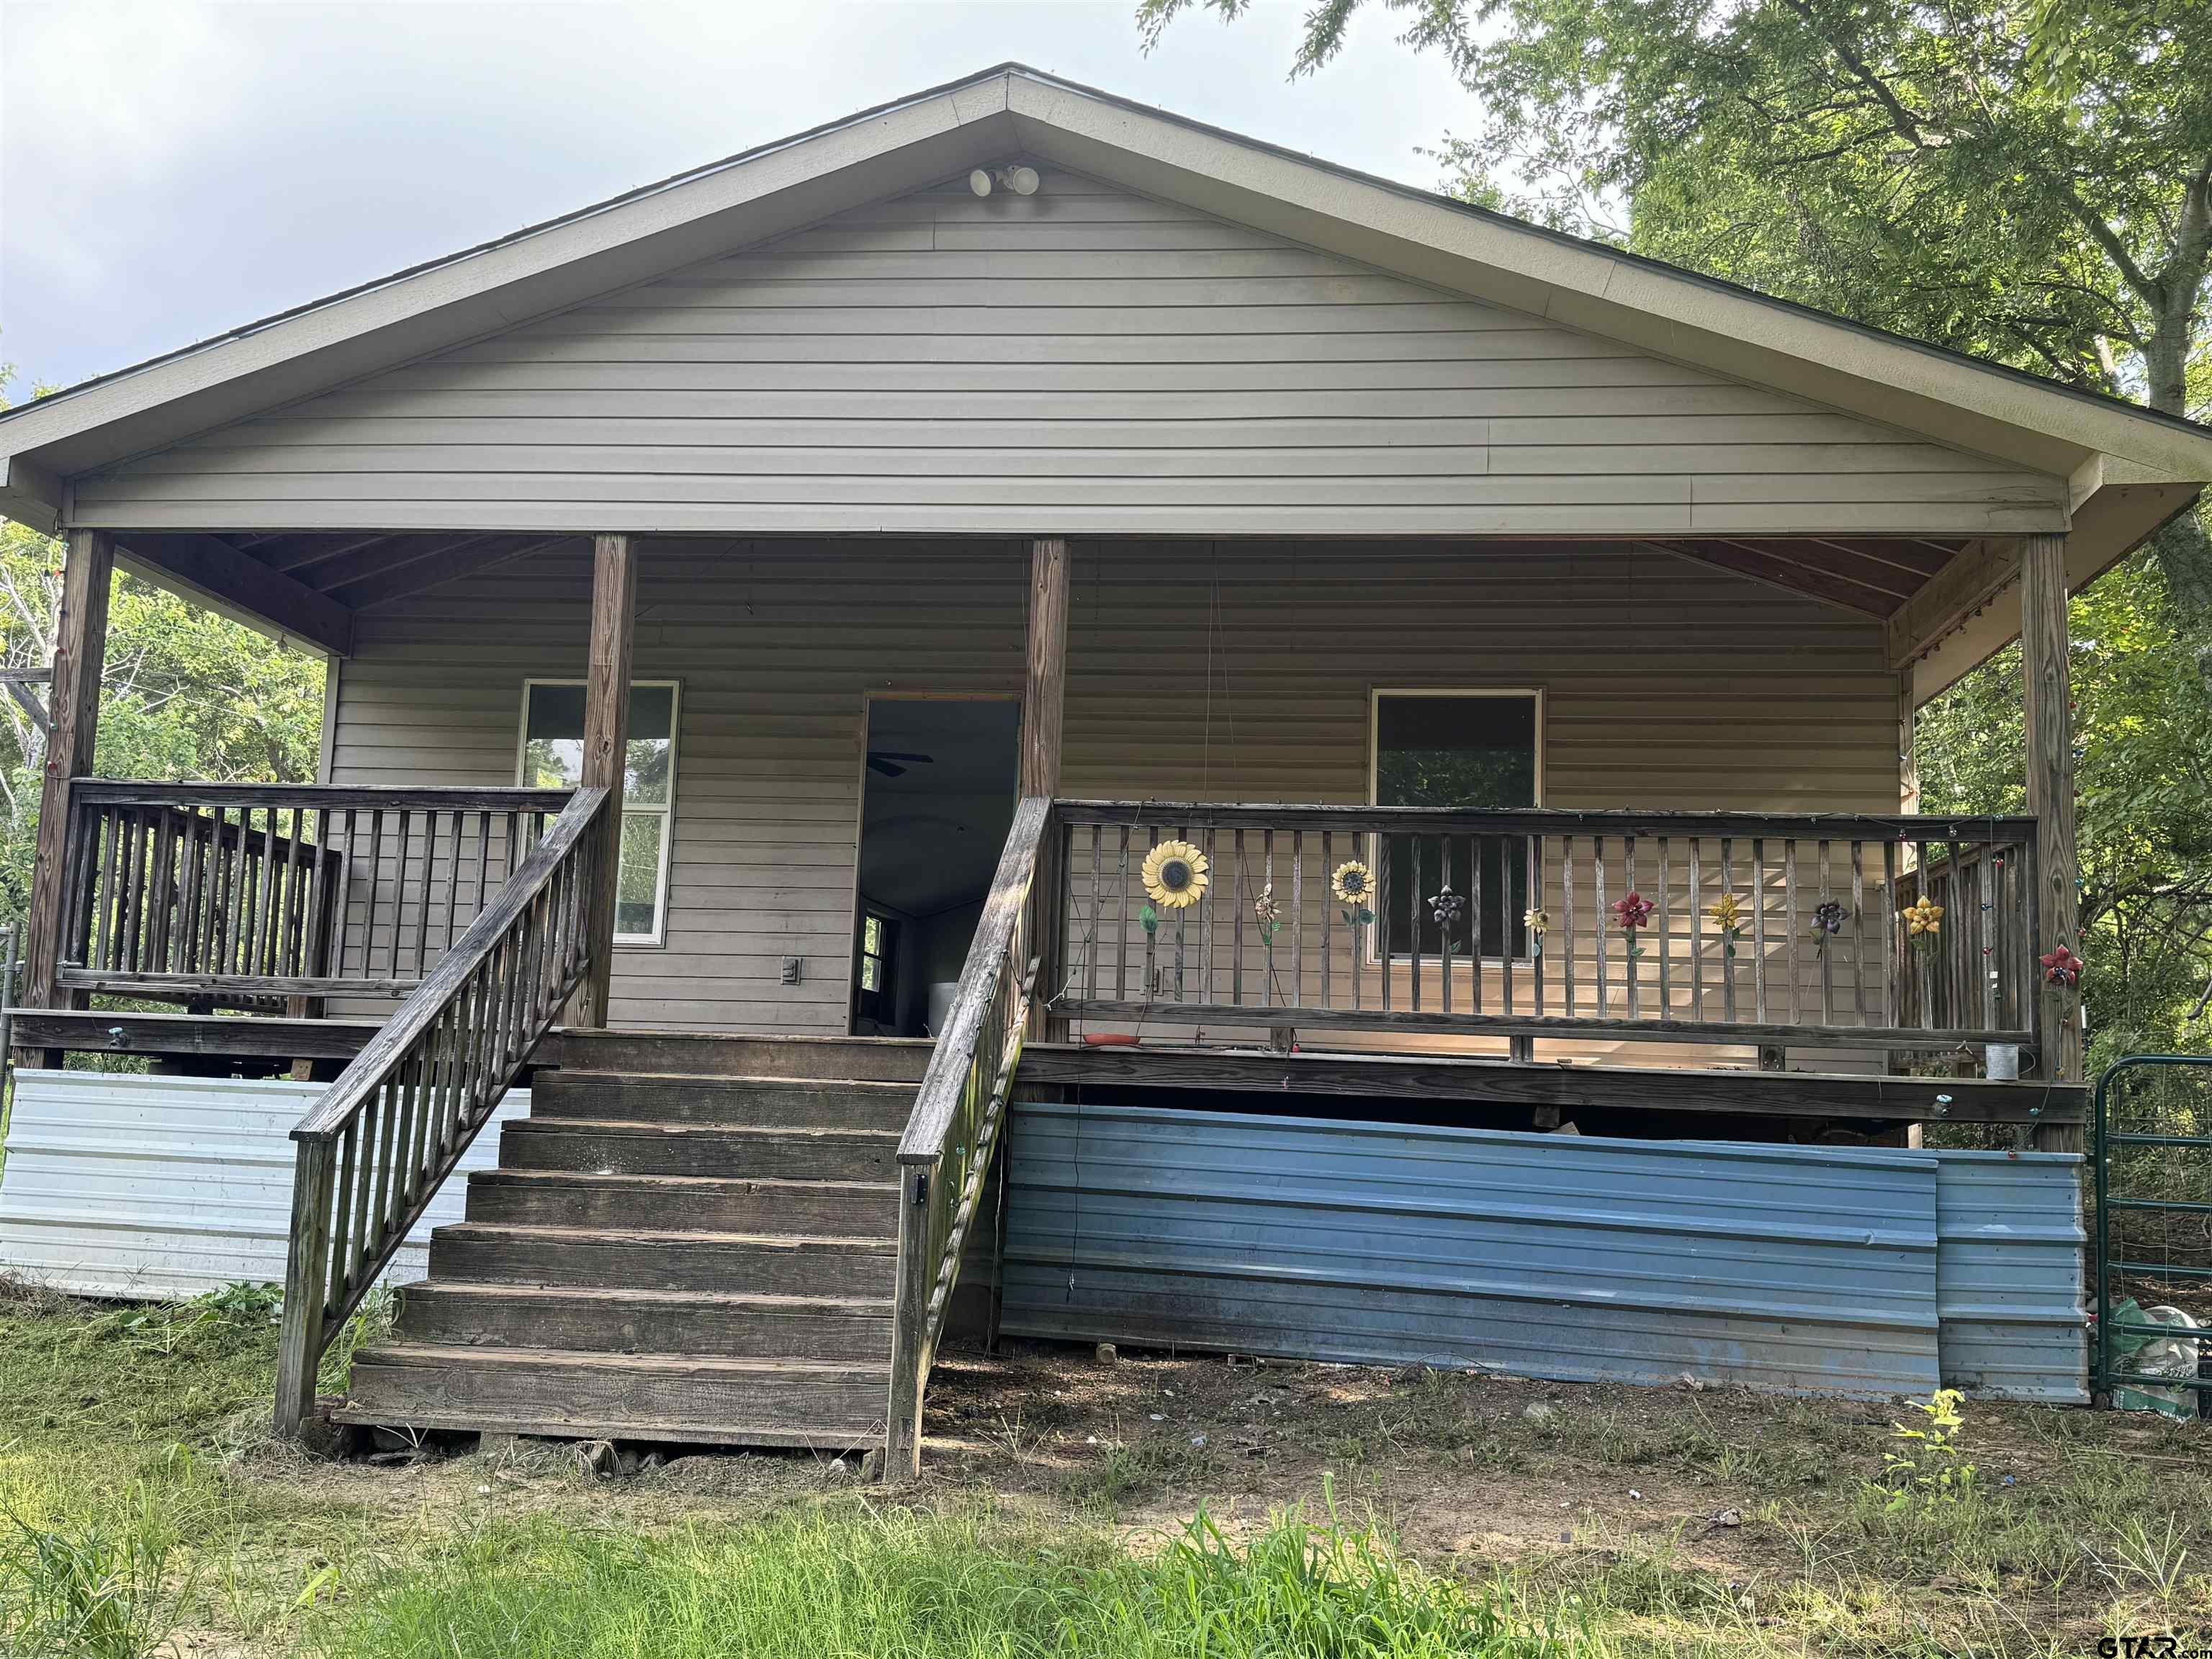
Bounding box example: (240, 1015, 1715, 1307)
(2039, 944, 2083, 988)
(1612, 891, 1655, 931)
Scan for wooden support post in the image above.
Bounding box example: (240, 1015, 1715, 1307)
(17, 529, 114, 1069)
(1018, 537, 1069, 798)
(1887, 671, 1919, 1079)
(2020, 531, 2082, 1149)
(272, 1137, 336, 1437)
(886, 1167, 930, 1481)
(1020, 537, 1069, 1038)
(575, 534, 637, 1030)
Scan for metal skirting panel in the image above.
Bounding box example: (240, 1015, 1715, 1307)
(1002, 1102, 1944, 1397)
(1931, 1149, 2087, 1403)
(1002, 1103, 2086, 1401)
(0, 1069, 526, 1300)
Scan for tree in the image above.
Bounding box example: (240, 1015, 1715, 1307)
(1138, 0, 2212, 609)
(0, 370, 327, 939)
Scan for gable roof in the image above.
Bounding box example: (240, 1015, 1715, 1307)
(4, 63, 2207, 671)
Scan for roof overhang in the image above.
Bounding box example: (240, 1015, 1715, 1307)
(4, 64, 2208, 682)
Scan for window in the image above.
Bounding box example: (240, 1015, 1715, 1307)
(854, 910, 899, 1026)
(518, 680, 679, 944)
(1370, 690, 1541, 960)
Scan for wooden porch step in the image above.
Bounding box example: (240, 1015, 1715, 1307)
(553, 1030, 932, 1084)
(528, 1071, 913, 1130)
(393, 1282, 894, 1360)
(428, 1222, 896, 1298)
(334, 1345, 886, 1449)
(463, 1169, 894, 1235)
(497, 1118, 899, 1180)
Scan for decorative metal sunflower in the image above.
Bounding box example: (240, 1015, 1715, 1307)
(1140, 840, 1210, 911)
(1523, 907, 1550, 935)
(1331, 859, 1376, 926)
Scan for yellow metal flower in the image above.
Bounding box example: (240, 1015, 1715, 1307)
(1902, 896, 1943, 936)
(1524, 907, 1550, 935)
(1708, 892, 1743, 932)
(1140, 840, 1210, 910)
(1331, 860, 1374, 906)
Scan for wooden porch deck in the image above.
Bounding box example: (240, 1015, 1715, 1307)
(11, 1008, 2085, 1137)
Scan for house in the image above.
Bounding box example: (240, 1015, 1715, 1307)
(3, 66, 2206, 1474)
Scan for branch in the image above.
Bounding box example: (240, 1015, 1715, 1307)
(1776, 0, 1940, 150)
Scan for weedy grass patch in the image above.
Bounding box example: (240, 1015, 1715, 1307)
(313, 1497, 1559, 1659)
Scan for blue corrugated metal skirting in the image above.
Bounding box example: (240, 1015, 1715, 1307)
(1000, 1102, 2084, 1403)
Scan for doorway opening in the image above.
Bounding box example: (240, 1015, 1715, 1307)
(850, 697, 1020, 1037)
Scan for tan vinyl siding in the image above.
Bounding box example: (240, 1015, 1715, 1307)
(74, 174, 2065, 538)
(325, 537, 1899, 1040)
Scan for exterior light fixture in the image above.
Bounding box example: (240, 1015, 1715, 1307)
(968, 166, 1042, 198)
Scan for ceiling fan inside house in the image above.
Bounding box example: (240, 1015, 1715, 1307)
(866, 750, 935, 779)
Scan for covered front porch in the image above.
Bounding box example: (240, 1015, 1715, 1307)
(0, 524, 2095, 1470)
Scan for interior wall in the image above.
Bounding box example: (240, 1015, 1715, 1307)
(325, 536, 1899, 1035)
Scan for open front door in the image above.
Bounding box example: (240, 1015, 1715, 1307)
(850, 697, 1018, 1036)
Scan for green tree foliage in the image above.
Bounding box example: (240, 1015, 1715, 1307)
(1919, 559, 2212, 1064)
(0, 372, 326, 940)
(1142, 0, 2212, 1052)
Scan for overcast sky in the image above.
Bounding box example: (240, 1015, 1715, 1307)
(0, 1, 1470, 395)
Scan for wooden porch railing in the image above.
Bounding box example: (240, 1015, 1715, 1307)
(885, 795, 1051, 1480)
(1048, 803, 2043, 1057)
(60, 783, 573, 1006)
(271, 786, 608, 1436)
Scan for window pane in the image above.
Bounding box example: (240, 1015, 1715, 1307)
(1375, 696, 1537, 809)
(860, 958, 880, 992)
(626, 685, 675, 803)
(863, 916, 882, 954)
(615, 811, 665, 938)
(523, 683, 588, 791)
(1375, 696, 1537, 958)
(629, 685, 675, 742)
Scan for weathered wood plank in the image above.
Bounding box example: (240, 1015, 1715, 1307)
(577, 533, 637, 1029)
(18, 529, 114, 1065)
(2020, 530, 2082, 1146)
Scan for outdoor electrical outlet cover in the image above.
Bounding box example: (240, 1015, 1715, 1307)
(781, 956, 802, 984)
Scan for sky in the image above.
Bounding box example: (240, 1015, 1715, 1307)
(0, 0, 1471, 395)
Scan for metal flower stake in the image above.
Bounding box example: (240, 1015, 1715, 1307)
(1707, 891, 1745, 959)
(1431, 883, 1466, 978)
(1612, 890, 1654, 958)
(1811, 899, 1848, 953)
(1902, 896, 1943, 956)
(1333, 859, 1377, 943)
(1138, 838, 1209, 935)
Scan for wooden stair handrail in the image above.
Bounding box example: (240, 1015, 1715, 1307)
(885, 795, 1052, 1478)
(273, 785, 608, 1435)
(896, 796, 1053, 1165)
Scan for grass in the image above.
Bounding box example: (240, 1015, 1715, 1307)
(3, 1282, 2211, 1657)
(317, 1496, 1555, 1658)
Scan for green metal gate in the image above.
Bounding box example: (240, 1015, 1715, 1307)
(2093, 1056, 2212, 1413)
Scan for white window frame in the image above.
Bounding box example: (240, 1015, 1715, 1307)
(1366, 686, 1545, 966)
(514, 678, 681, 948)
